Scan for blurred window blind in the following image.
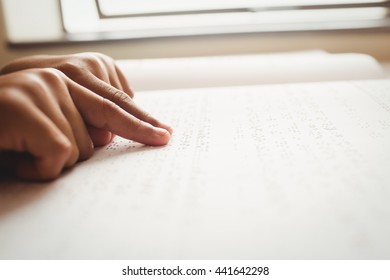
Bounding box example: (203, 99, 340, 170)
(60, 0, 390, 39)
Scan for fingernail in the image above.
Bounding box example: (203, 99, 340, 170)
(154, 127, 169, 137)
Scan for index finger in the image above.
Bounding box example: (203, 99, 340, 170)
(68, 80, 171, 146)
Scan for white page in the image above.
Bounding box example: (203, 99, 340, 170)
(1, 80, 390, 259)
(117, 52, 385, 91)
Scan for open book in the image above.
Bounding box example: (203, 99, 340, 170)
(0, 51, 389, 259)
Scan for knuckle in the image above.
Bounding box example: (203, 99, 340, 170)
(52, 135, 79, 168)
(54, 136, 73, 158)
(28, 68, 67, 99)
(143, 111, 154, 122)
(142, 111, 157, 125)
(36, 138, 72, 180)
(133, 118, 144, 133)
(65, 145, 80, 167)
(41, 67, 61, 76)
(79, 143, 94, 161)
(73, 53, 108, 80)
(87, 58, 101, 69)
(100, 98, 116, 129)
(112, 89, 131, 104)
(101, 55, 116, 67)
(15, 71, 52, 99)
(78, 53, 102, 68)
(38, 68, 66, 83)
(89, 52, 112, 62)
(58, 61, 84, 77)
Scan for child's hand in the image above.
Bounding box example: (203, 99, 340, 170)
(0, 68, 171, 181)
(0, 52, 173, 146)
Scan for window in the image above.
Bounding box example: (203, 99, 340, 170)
(60, 0, 390, 40)
(2, 0, 390, 45)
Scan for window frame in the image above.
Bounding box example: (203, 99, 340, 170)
(59, 0, 390, 41)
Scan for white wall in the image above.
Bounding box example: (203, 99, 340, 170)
(1, 0, 390, 67)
